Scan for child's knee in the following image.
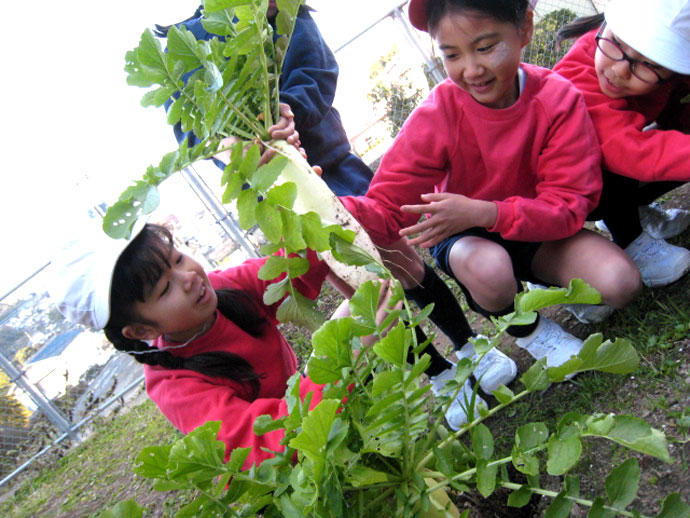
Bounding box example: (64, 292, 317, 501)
(599, 256, 643, 307)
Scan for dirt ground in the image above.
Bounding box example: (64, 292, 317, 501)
(444, 184, 690, 517)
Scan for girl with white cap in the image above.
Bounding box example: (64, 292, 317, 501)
(554, 0, 690, 289)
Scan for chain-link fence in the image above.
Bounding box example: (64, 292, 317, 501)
(0, 0, 603, 496)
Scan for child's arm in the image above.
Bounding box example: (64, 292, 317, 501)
(398, 193, 498, 248)
(145, 367, 324, 471)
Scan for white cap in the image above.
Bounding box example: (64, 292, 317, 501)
(605, 0, 690, 75)
(49, 219, 148, 330)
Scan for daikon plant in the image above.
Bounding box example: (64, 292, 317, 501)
(105, 0, 383, 329)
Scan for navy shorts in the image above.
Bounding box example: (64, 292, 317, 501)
(430, 227, 545, 285)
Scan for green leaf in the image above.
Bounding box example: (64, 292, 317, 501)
(345, 466, 390, 487)
(258, 254, 287, 280)
(657, 493, 690, 518)
(101, 499, 146, 518)
(475, 459, 497, 498)
(373, 322, 408, 367)
(588, 497, 615, 518)
(300, 212, 332, 252)
(103, 183, 160, 239)
(587, 415, 672, 463)
(547, 435, 582, 475)
(253, 155, 289, 193)
(492, 385, 515, 404)
(289, 399, 340, 460)
(166, 26, 203, 72)
(329, 232, 378, 267)
(167, 422, 226, 482)
(256, 199, 283, 243)
(133, 444, 171, 478)
(227, 447, 252, 473)
(520, 358, 551, 392)
(237, 188, 259, 229)
(544, 490, 573, 518)
(507, 486, 533, 508)
(516, 278, 601, 313)
(263, 276, 290, 305)
(276, 291, 325, 331)
(579, 337, 639, 375)
(349, 280, 384, 329)
(471, 423, 494, 460)
(605, 458, 639, 510)
(512, 422, 549, 476)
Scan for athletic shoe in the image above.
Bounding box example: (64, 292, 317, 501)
(562, 304, 615, 324)
(625, 231, 690, 288)
(515, 316, 583, 368)
(639, 203, 690, 240)
(430, 364, 487, 431)
(525, 283, 614, 325)
(456, 337, 517, 395)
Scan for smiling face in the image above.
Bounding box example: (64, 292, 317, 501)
(594, 25, 674, 98)
(129, 247, 218, 343)
(432, 9, 533, 109)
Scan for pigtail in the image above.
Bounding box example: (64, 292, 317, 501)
(104, 326, 263, 400)
(556, 12, 604, 44)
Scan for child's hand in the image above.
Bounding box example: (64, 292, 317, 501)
(399, 193, 496, 248)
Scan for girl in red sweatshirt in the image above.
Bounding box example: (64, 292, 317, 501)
(341, 0, 642, 425)
(554, 0, 690, 288)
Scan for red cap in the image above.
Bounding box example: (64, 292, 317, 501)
(408, 0, 430, 32)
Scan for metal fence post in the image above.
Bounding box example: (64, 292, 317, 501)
(0, 351, 80, 441)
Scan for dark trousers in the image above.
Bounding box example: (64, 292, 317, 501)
(587, 169, 684, 248)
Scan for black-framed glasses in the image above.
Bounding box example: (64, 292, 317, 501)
(595, 22, 668, 84)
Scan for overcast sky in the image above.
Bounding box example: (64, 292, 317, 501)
(0, 0, 411, 298)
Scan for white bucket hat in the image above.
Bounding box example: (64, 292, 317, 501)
(605, 0, 690, 75)
(49, 219, 148, 330)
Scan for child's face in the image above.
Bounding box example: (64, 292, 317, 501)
(432, 10, 533, 109)
(594, 25, 674, 99)
(133, 247, 217, 343)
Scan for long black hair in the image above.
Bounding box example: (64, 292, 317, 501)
(104, 224, 266, 400)
(556, 12, 604, 44)
(425, 0, 531, 34)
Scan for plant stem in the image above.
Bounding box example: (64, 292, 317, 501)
(498, 482, 653, 518)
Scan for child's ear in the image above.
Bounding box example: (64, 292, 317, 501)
(122, 323, 161, 341)
(519, 9, 535, 47)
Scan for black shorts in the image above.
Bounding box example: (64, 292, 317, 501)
(430, 227, 545, 285)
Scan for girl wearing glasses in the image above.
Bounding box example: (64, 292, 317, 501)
(554, 0, 690, 290)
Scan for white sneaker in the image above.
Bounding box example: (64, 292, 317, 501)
(639, 203, 690, 240)
(562, 304, 615, 324)
(625, 231, 690, 287)
(525, 283, 614, 324)
(430, 364, 487, 431)
(456, 337, 517, 395)
(515, 316, 583, 368)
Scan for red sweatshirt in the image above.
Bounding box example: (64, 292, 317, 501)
(554, 30, 690, 183)
(341, 64, 602, 246)
(144, 251, 330, 470)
